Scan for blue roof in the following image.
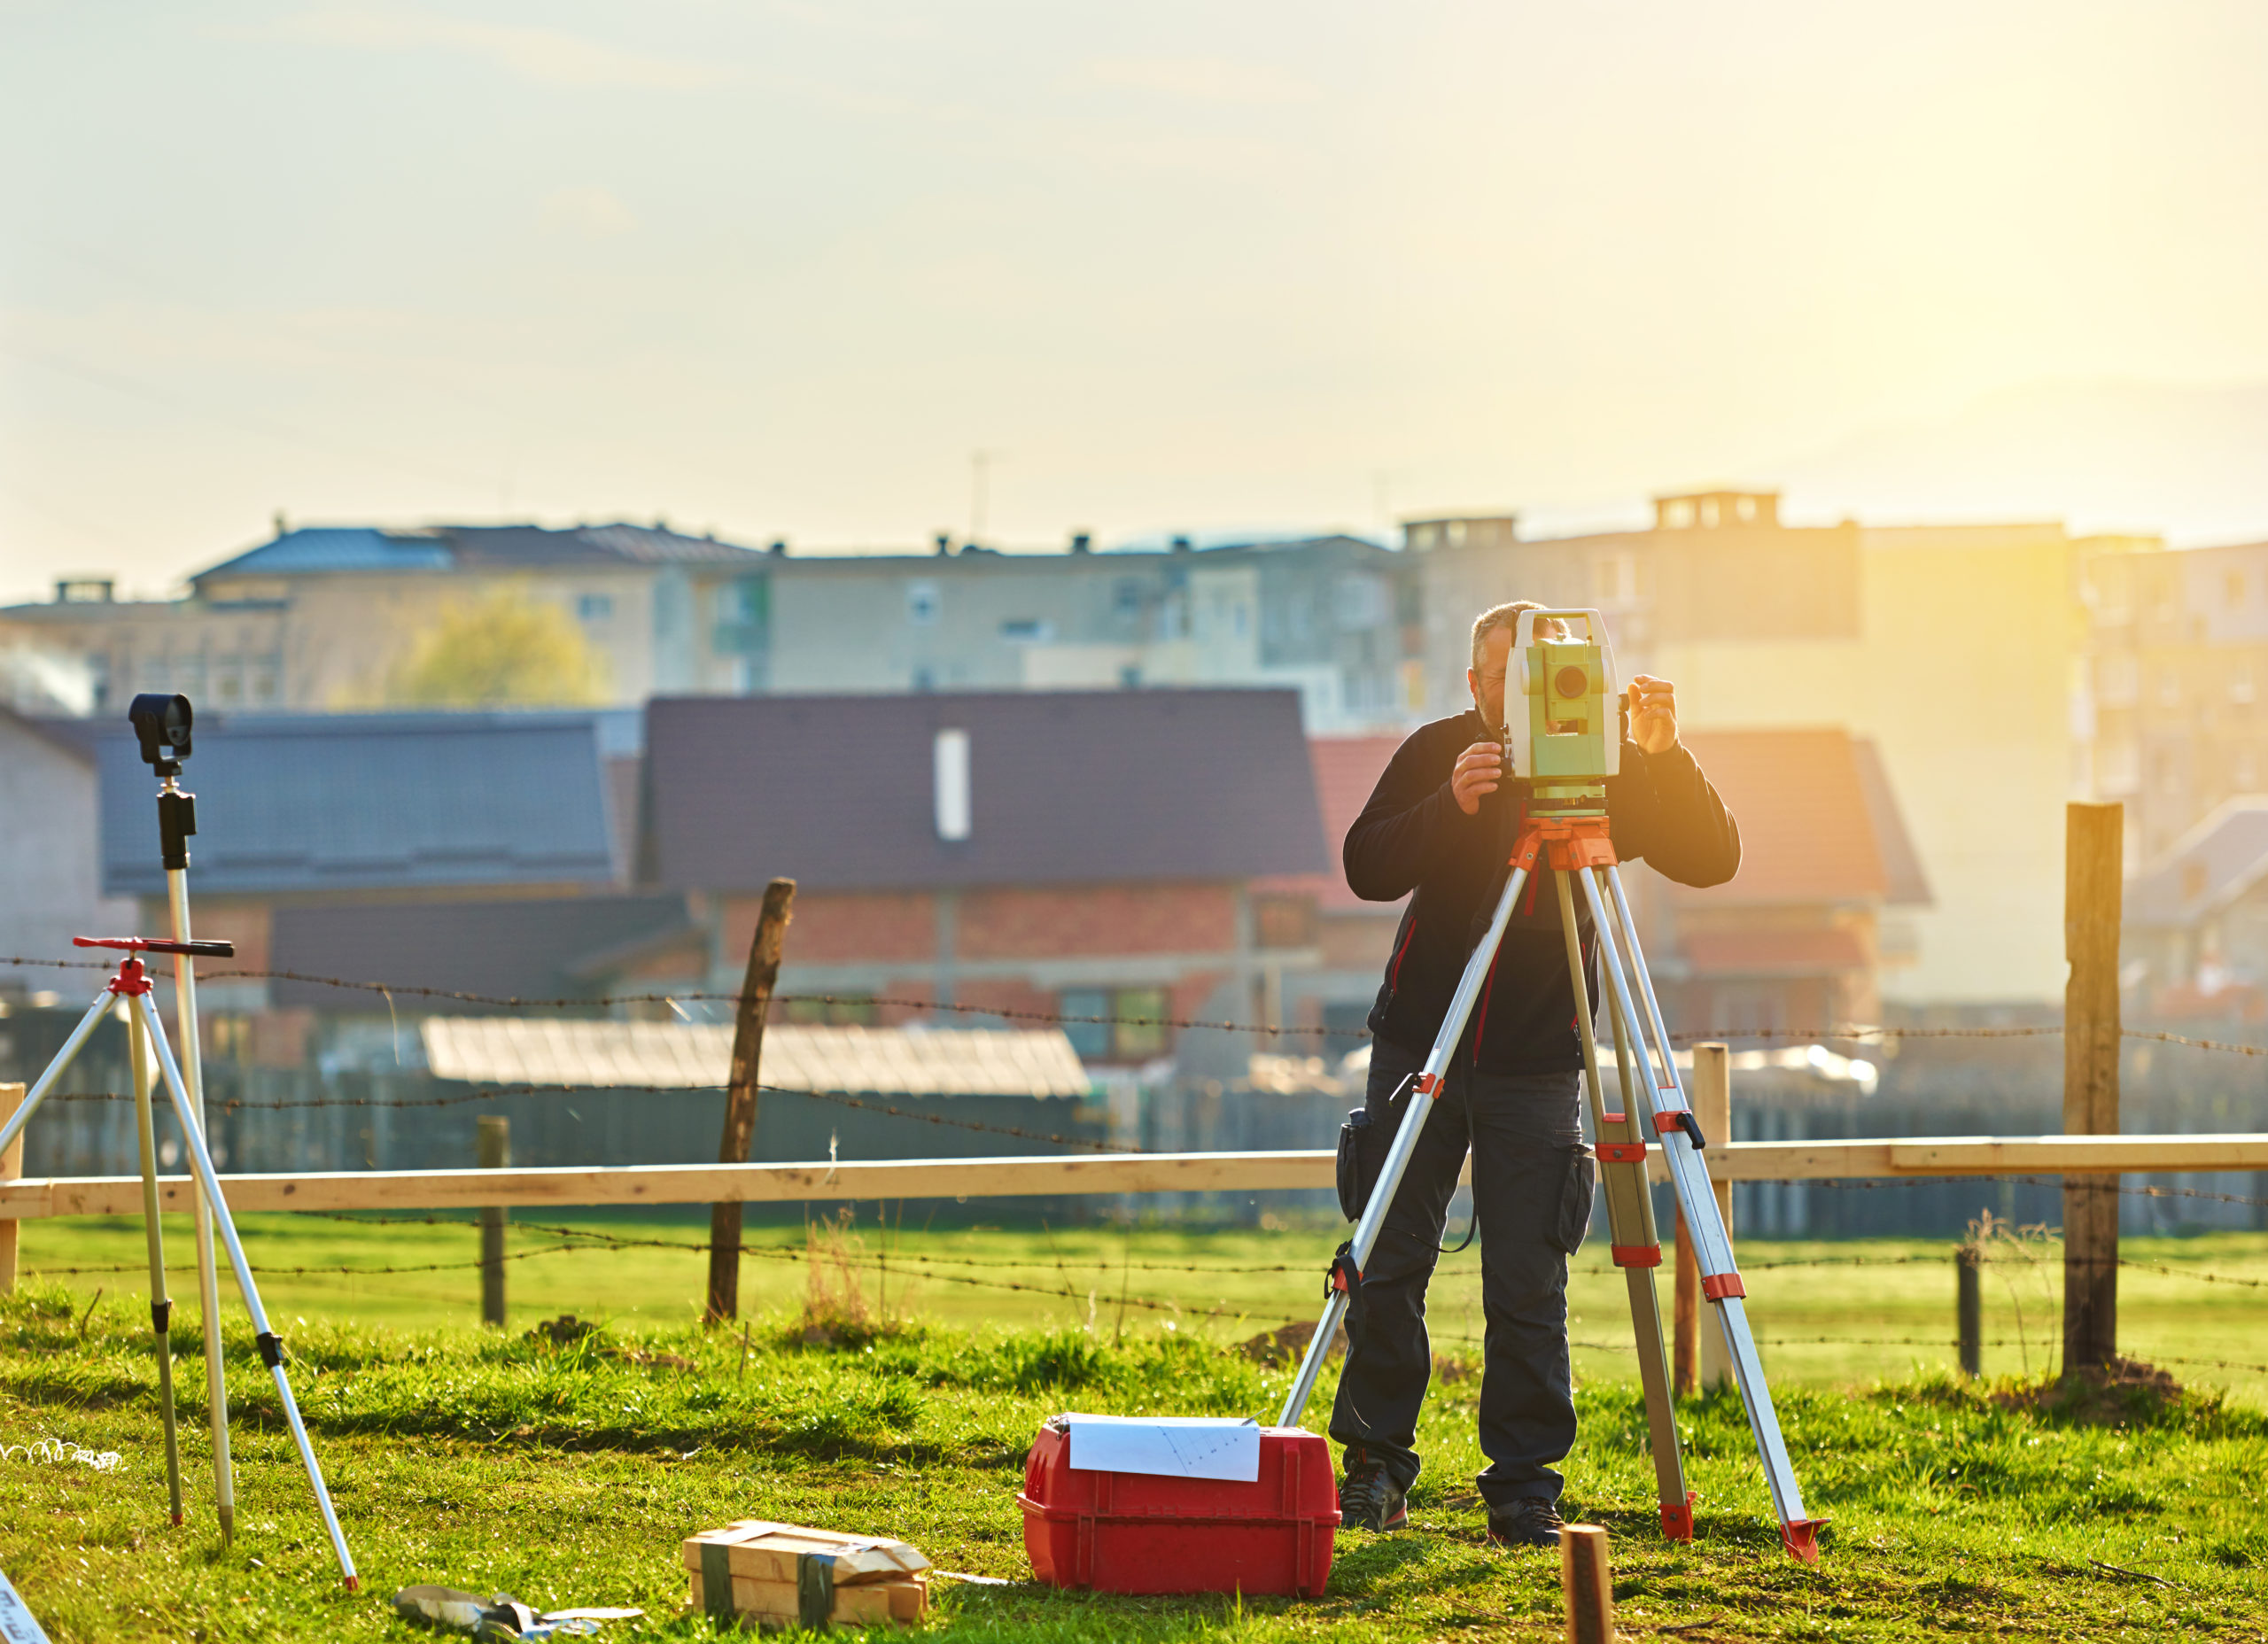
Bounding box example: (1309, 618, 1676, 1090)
(193, 529, 454, 582)
(98, 712, 619, 896)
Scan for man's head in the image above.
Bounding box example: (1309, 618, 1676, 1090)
(1467, 601, 1567, 736)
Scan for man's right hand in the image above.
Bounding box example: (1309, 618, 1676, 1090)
(1451, 741, 1503, 816)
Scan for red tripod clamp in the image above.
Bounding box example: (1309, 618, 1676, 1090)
(74, 935, 237, 958)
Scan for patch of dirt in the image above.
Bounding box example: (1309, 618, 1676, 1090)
(524, 1315, 691, 1369)
(1239, 1318, 1347, 1367)
(527, 1315, 603, 1346)
(1993, 1356, 2184, 1426)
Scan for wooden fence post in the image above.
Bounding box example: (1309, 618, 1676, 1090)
(1955, 1244, 1982, 1377)
(706, 879, 796, 1325)
(2063, 802, 2122, 1374)
(478, 1116, 509, 1327)
(1688, 1043, 1733, 1392)
(0, 1083, 23, 1292)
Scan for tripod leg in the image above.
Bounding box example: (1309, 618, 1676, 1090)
(133, 994, 361, 1589)
(164, 872, 234, 1545)
(0, 989, 121, 1160)
(128, 1004, 186, 1526)
(1577, 866, 1820, 1563)
(1278, 852, 1539, 1429)
(1551, 870, 1691, 1542)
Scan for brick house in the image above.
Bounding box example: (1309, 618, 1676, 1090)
(637, 689, 1330, 1066)
(1644, 727, 1930, 1039)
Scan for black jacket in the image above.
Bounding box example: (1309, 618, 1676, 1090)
(1350, 710, 1741, 1074)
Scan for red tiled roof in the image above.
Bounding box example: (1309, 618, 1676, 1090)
(1682, 927, 1870, 977)
(1256, 734, 1408, 913)
(1672, 729, 1896, 908)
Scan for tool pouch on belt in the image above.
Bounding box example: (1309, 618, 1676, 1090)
(1551, 1146, 1598, 1254)
(1336, 1107, 1398, 1223)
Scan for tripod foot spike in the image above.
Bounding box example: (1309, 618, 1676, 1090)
(170, 1513, 183, 1527)
(1781, 1518, 1824, 1564)
(1658, 1492, 1696, 1543)
(343, 1576, 361, 1592)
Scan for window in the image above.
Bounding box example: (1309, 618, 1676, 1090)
(999, 617, 1053, 643)
(1060, 987, 1170, 1061)
(1060, 989, 1110, 1059)
(578, 593, 614, 623)
(1334, 573, 1389, 630)
(906, 581, 941, 625)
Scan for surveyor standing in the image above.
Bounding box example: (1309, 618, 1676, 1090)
(1332, 600, 1740, 1547)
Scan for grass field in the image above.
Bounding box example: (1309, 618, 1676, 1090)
(4, 1214, 2266, 1640)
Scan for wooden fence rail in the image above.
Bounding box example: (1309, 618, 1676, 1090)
(4, 1133, 2264, 1221)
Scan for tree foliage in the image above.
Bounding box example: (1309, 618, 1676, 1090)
(386, 587, 610, 708)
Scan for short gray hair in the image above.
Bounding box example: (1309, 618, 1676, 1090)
(1469, 601, 1565, 670)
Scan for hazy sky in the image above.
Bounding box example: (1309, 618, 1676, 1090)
(4, 1, 2265, 601)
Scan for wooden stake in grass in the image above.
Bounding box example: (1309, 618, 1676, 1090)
(478, 1117, 509, 1328)
(706, 878, 796, 1326)
(2062, 802, 2121, 1373)
(0, 1082, 21, 1293)
(1560, 1523, 1615, 1644)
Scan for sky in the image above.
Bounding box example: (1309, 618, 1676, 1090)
(4, 1, 2266, 601)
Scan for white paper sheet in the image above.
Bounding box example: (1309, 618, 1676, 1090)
(1062, 1415, 1262, 1483)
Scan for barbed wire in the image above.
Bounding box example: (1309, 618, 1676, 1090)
(11, 947, 2268, 1057)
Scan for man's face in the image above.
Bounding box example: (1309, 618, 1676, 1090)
(1467, 626, 1514, 735)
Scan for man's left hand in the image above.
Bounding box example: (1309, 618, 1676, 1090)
(1627, 675, 1679, 755)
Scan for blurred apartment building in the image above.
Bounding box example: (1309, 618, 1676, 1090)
(2081, 535, 2268, 1014)
(7, 492, 2200, 1018)
(1403, 491, 2149, 1010)
(0, 522, 1420, 735)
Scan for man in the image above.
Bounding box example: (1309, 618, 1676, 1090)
(1332, 600, 1740, 1547)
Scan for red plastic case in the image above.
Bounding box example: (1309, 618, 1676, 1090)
(1019, 1420, 1340, 1597)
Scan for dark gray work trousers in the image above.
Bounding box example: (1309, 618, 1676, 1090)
(1327, 1035, 1594, 1511)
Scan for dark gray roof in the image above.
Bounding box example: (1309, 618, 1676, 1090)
(644, 689, 1329, 892)
(98, 712, 621, 896)
(268, 894, 691, 1012)
(2125, 800, 2268, 928)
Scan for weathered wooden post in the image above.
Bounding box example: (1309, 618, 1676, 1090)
(1955, 1243, 1983, 1377)
(0, 1082, 22, 1291)
(1559, 1523, 1616, 1644)
(1675, 1043, 1734, 1392)
(478, 1116, 509, 1327)
(706, 879, 796, 1325)
(2063, 802, 2122, 1373)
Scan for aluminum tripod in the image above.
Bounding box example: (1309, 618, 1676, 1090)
(0, 938, 360, 1587)
(1276, 820, 1822, 1563)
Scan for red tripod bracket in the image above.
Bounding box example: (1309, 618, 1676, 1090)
(1596, 1141, 1647, 1164)
(1610, 1243, 1661, 1268)
(1653, 1108, 1709, 1149)
(1659, 1490, 1697, 1542)
(1781, 1516, 1824, 1564)
(1412, 1073, 1444, 1099)
(1701, 1273, 1747, 1301)
(1507, 816, 1623, 875)
(105, 958, 151, 997)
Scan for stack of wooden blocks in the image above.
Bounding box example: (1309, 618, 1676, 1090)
(684, 1522, 930, 1631)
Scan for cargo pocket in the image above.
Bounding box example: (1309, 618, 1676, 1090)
(1551, 1147, 1597, 1254)
(1335, 1109, 1371, 1222)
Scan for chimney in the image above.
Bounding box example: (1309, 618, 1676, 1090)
(935, 532, 952, 555)
(933, 728, 972, 841)
(1170, 535, 1192, 553)
(1068, 531, 1091, 554)
(273, 509, 289, 538)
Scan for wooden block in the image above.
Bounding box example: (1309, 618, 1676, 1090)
(685, 1522, 930, 1631)
(1561, 1523, 1614, 1644)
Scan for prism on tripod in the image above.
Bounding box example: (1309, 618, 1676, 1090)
(0, 936, 360, 1587)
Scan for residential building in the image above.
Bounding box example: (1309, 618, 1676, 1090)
(2078, 538, 2268, 870)
(636, 688, 1331, 1070)
(2122, 800, 2268, 1019)
(0, 710, 136, 981)
(1403, 492, 2146, 1005)
(4, 523, 1424, 733)
(95, 710, 631, 1022)
(1644, 727, 1930, 1038)
(1259, 735, 1406, 1042)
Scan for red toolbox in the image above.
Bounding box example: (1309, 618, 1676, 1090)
(1020, 1417, 1339, 1597)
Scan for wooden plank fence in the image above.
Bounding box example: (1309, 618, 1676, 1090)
(4, 1133, 2265, 1221)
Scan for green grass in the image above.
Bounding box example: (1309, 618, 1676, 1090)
(4, 1220, 2265, 1640)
